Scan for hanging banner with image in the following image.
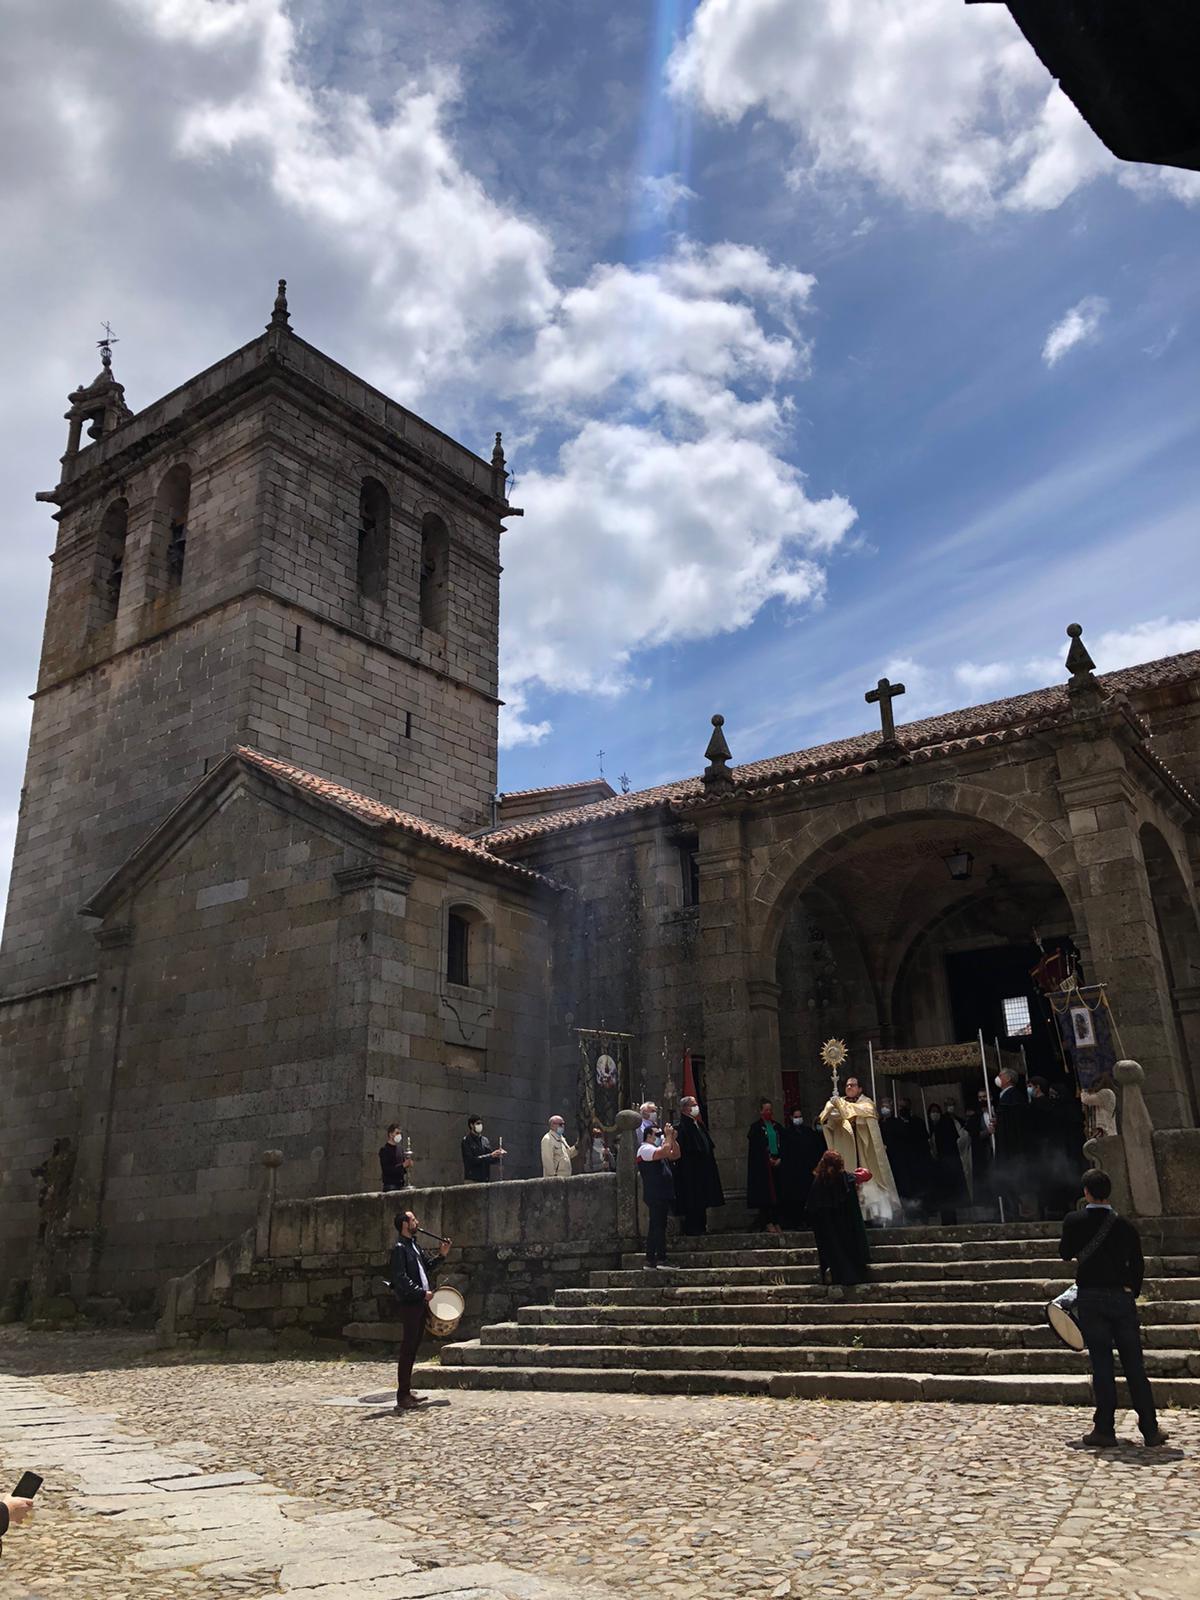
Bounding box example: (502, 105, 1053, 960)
(574, 1029, 632, 1139)
(1047, 984, 1120, 1091)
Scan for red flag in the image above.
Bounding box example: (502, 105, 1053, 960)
(682, 1050, 697, 1103)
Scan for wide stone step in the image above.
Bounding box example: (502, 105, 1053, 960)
(622, 1247, 1200, 1274)
(441, 1338, 1199, 1379)
(600, 1259, 1096, 1286)
(684, 1224, 1064, 1251)
(417, 1363, 1200, 1406)
(478, 1318, 1200, 1352)
(561, 1276, 1200, 1305)
(526, 1298, 1200, 1327)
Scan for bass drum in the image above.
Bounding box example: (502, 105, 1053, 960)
(1046, 1287, 1086, 1352)
(425, 1284, 466, 1338)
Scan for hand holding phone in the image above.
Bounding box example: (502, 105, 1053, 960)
(11, 1472, 42, 1499)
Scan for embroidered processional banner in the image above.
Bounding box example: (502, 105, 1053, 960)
(1047, 985, 1120, 1090)
(574, 1029, 632, 1137)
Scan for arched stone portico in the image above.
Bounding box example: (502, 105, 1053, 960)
(692, 738, 1197, 1143)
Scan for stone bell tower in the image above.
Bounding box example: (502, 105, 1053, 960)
(1, 284, 517, 993)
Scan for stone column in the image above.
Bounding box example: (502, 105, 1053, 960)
(256, 1150, 284, 1256)
(695, 810, 771, 1179)
(1058, 759, 1190, 1127)
(333, 862, 414, 1197)
(1114, 1060, 1163, 1217)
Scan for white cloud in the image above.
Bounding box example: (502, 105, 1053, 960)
(501, 419, 854, 703)
(1042, 296, 1108, 367)
(498, 688, 553, 751)
(520, 243, 813, 433)
(499, 242, 855, 711)
(126, 0, 557, 401)
(638, 173, 697, 218)
(669, 0, 1198, 220)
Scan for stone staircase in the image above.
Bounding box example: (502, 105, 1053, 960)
(421, 1221, 1200, 1404)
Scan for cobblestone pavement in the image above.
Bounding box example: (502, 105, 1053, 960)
(0, 1328, 1196, 1599)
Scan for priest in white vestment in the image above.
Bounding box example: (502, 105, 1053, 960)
(819, 1076, 901, 1224)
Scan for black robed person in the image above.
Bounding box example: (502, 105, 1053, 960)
(673, 1096, 725, 1235)
(746, 1098, 786, 1233)
(781, 1108, 825, 1229)
(805, 1149, 869, 1290)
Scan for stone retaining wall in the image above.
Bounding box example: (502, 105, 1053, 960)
(160, 1170, 631, 1351)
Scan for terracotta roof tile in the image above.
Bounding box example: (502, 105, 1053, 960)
(236, 747, 562, 889)
(485, 650, 1200, 848)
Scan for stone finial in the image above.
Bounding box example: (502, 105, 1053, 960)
(268, 278, 291, 331)
(1065, 622, 1098, 696)
(703, 713, 733, 791)
(262, 1149, 284, 1168)
(491, 431, 507, 498)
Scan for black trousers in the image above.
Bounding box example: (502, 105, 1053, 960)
(644, 1199, 669, 1263)
(1075, 1287, 1158, 1438)
(395, 1303, 427, 1402)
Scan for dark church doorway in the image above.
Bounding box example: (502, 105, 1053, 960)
(946, 943, 1070, 1084)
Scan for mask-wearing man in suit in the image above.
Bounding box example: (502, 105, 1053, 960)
(388, 1210, 451, 1412)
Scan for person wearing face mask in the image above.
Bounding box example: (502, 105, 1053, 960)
(780, 1106, 825, 1229)
(927, 1100, 968, 1225)
(379, 1124, 413, 1193)
(461, 1115, 506, 1182)
(672, 1095, 725, 1235)
(540, 1114, 578, 1178)
(993, 1067, 1030, 1219)
(746, 1098, 786, 1233)
(965, 1090, 996, 1215)
(637, 1120, 680, 1268)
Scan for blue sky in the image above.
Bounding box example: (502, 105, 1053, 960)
(1, 0, 1198, 903)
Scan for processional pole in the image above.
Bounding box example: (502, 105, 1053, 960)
(868, 1039, 878, 1104)
(980, 1027, 1003, 1224)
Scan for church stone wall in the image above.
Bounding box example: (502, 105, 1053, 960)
(0, 977, 95, 1298)
(87, 792, 358, 1296)
(533, 820, 706, 1108)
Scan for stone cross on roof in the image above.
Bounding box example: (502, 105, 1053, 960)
(865, 676, 906, 752)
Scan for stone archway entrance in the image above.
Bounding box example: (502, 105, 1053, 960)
(771, 813, 1078, 1112)
(1141, 822, 1200, 1122)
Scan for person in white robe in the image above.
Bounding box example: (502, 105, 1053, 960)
(540, 1115, 577, 1178)
(819, 1076, 901, 1225)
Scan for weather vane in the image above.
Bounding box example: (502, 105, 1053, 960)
(98, 321, 119, 370)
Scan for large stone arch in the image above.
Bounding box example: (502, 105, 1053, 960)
(1140, 820, 1200, 1120)
(750, 776, 1083, 972)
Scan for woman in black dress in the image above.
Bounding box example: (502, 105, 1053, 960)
(805, 1149, 870, 1290)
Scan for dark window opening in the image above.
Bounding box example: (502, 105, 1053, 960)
(156, 463, 192, 591)
(294, 625, 302, 652)
(167, 518, 187, 582)
(404, 710, 412, 739)
(93, 498, 128, 630)
(678, 837, 701, 906)
(447, 912, 470, 987)
(420, 513, 450, 632)
(357, 478, 389, 602)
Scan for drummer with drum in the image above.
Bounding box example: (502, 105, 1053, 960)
(388, 1209, 453, 1412)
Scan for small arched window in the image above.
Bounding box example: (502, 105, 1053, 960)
(93, 498, 128, 629)
(447, 910, 471, 987)
(419, 513, 449, 633)
(357, 478, 389, 602)
(156, 463, 191, 590)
